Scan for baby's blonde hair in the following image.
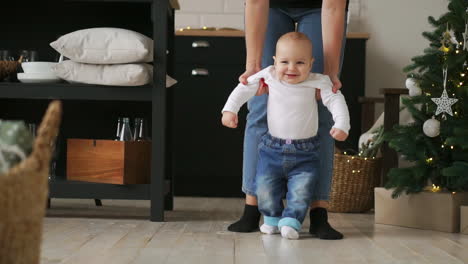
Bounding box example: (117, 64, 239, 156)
(276, 32, 313, 55)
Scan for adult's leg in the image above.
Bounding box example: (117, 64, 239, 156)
(228, 8, 294, 232)
(242, 8, 295, 199)
(298, 8, 347, 204)
(296, 8, 347, 239)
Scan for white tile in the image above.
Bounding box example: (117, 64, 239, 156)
(346, 0, 361, 32)
(177, 0, 224, 13)
(175, 13, 201, 30)
(201, 14, 244, 30)
(348, 1, 361, 19)
(224, 0, 245, 13)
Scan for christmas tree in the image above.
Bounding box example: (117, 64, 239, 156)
(385, 0, 468, 198)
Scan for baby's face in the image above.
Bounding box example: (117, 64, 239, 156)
(273, 40, 313, 84)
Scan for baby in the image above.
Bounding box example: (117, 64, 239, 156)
(222, 32, 350, 239)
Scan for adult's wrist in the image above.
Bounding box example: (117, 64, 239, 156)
(323, 66, 339, 77)
(246, 61, 261, 71)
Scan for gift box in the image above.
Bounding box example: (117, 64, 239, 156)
(462, 206, 468, 235)
(66, 139, 151, 184)
(375, 187, 468, 233)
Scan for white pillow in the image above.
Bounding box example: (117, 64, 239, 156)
(52, 61, 177, 87)
(50, 28, 153, 64)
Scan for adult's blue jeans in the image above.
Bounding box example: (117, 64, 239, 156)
(256, 133, 320, 231)
(242, 8, 347, 201)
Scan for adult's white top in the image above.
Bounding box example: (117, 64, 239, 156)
(222, 66, 350, 140)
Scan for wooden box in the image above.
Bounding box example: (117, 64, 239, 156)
(67, 139, 151, 184)
(375, 187, 468, 233)
(462, 206, 468, 235)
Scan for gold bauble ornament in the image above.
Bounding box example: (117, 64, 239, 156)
(439, 43, 450, 53)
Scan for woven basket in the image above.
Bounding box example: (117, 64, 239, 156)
(328, 153, 381, 213)
(0, 60, 20, 80)
(0, 101, 62, 264)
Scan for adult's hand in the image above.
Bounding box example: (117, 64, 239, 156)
(238, 67, 269, 96)
(329, 74, 342, 93)
(320, 0, 346, 99)
(242, 0, 269, 92)
(256, 78, 269, 95)
(316, 74, 342, 100)
(239, 67, 261, 85)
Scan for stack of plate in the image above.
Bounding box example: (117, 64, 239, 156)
(18, 62, 61, 83)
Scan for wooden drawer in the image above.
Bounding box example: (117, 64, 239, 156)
(173, 63, 244, 81)
(67, 139, 151, 185)
(175, 36, 246, 65)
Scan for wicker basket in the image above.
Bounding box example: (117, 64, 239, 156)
(0, 101, 62, 264)
(0, 60, 20, 81)
(328, 153, 381, 213)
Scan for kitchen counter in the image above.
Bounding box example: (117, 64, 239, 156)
(175, 29, 369, 39)
(170, 0, 180, 9)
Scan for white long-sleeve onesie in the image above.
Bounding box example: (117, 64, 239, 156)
(222, 66, 350, 140)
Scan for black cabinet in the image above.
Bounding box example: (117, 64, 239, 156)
(173, 34, 367, 197)
(338, 37, 367, 151)
(173, 36, 247, 197)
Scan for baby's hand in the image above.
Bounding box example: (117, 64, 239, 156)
(222, 111, 238, 128)
(330, 128, 348, 141)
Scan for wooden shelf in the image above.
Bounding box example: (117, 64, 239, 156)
(0, 82, 153, 101)
(49, 180, 170, 199)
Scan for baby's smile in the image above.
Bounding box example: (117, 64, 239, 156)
(273, 38, 314, 84)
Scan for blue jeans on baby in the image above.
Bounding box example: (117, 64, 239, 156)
(256, 133, 320, 231)
(242, 7, 347, 201)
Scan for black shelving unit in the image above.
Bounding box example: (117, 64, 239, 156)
(0, 0, 174, 221)
(0, 83, 153, 101)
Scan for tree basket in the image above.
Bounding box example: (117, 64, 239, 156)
(328, 153, 382, 213)
(0, 101, 62, 264)
(0, 60, 20, 80)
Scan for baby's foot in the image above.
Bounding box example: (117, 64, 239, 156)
(280, 226, 299, 240)
(260, 224, 279, 235)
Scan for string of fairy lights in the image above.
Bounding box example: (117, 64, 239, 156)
(422, 19, 467, 166)
(402, 9, 468, 193)
(349, 9, 468, 186)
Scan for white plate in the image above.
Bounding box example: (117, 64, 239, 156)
(17, 73, 61, 83)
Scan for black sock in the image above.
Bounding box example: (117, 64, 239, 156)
(227, 204, 261, 233)
(309, 207, 343, 240)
